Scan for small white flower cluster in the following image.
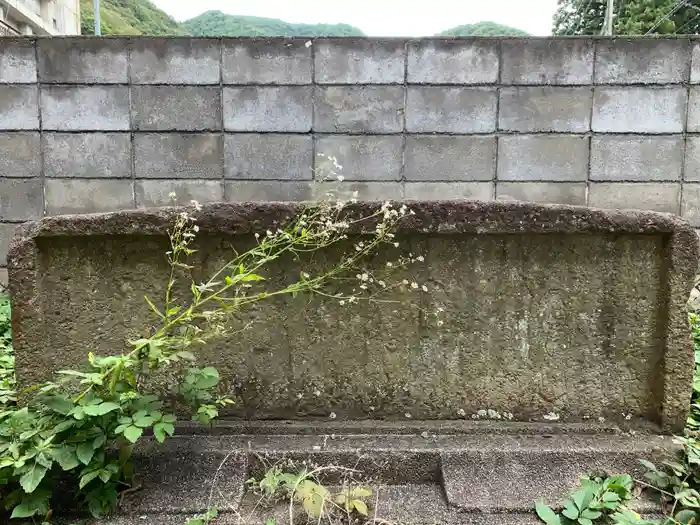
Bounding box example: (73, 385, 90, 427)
(543, 412, 560, 421)
(470, 408, 514, 420)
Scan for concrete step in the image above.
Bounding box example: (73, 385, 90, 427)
(54, 430, 673, 524)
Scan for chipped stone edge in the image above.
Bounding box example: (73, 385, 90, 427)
(7, 200, 699, 433)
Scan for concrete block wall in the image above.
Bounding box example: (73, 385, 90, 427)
(2, 35, 700, 283)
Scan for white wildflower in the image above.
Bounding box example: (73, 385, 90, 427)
(393, 242, 399, 248)
(254, 232, 260, 239)
(543, 412, 560, 421)
(386, 262, 393, 267)
(410, 282, 418, 289)
(329, 412, 337, 419)
(296, 393, 303, 399)
(598, 416, 605, 423)
(402, 279, 409, 285)
(417, 255, 425, 262)
(378, 280, 386, 288)
(190, 200, 202, 211)
(421, 285, 428, 292)
(339, 300, 346, 306)
(437, 320, 444, 327)
(361, 273, 369, 281)
(266, 230, 273, 236)
(193, 225, 199, 233)
(625, 413, 632, 421)
(302, 272, 310, 279)
(405, 412, 412, 419)
(168, 192, 177, 199)
(314, 389, 321, 397)
(457, 408, 466, 417)
(305, 40, 312, 48)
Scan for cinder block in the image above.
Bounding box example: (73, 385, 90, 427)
(131, 86, 221, 131)
(406, 87, 497, 133)
(499, 87, 591, 132)
(315, 135, 403, 181)
(407, 40, 499, 84)
(691, 42, 700, 83)
(314, 86, 404, 133)
(684, 137, 700, 181)
(404, 136, 495, 181)
(224, 134, 312, 180)
(497, 135, 588, 182)
(130, 38, 220, 84)
(404, 182, 492, 201)
(0, 179, 42, 220)
(320, 182, 403, 201)
(41, 86, 129, 131)
(0, 39, 36, 83)
(0, 223, 17, 265)
(595, 39, 689, 84)
(135, 180, 224, 208)
(589, 182, 680, 213)
(682, 183, 700, 226)
(501, 39, 593, 85)
(314, 39, 405, 84)
(134, 133, 223, 179)
(222, 39, 312, 84)
(0, 86, 38, 130)
(43, 133, 131, 178)
(0, 133, 40, 178)
(225, 181, 312, 202)
(44, 179, 134, 216)
(591, 136, 683, 181)
(223, 87, 312, 132)
(684, 87, 700, 132)
(0, 269, 6, 286)
(496, 182, 586, 205)
(592, 87, 686, 133)
(37, 38, 127, 83)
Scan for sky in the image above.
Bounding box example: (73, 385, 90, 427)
(150, 0, 560, 36)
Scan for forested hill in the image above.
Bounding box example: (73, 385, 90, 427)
(79, 0, 187, 35)
(438, 21, 530, 36)
(182, 11, 364, 37)
(79, 0, 526, 38)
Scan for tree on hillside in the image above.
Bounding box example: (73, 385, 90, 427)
(438, 21, 529, 36)
(553, 0, 700, 35)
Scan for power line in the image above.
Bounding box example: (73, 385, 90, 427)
(645, 0, 688, 34)
(674, 7, 700, 33)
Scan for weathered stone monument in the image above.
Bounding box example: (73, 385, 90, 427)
(7, 199, 699, 523)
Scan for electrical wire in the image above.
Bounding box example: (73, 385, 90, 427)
(645, 0, 688, 34)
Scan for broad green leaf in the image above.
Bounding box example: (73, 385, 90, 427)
(51, 445, 80, 471)
(153, 422, 175, 443)
(77, 441, 95, 465)
(83, 402, 120, 417)
(562, 506, 580, 520)
(79, 469, 101, 489)
(578, 518, 593, 525)
(580, 509, 602, 520)
(349, 486, 372, 498)
(675, 510, 699, 524)
(535, 501, 562, 525)
(43, 395, 74, 415)
(10, 503, 39, 519)
(19, 462, 48, 493)
(123, 425, 143, 443)
(353, 499, 368, 516)
(133, 415, 155, 428)
(99, 469, 113, 483)
(572, 487, 594, 511)
(161, 414, 177, 424)
(603, 492, 621, 502)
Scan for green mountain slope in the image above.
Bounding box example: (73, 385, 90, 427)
(183, 11, 365, 37)
(80, 0, 187, 35)
(438, 21, 530, 36)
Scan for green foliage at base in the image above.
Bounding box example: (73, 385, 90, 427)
(80, 0, 187, 36)
(437, 21, 530, 36)
(183, 11, 365, 37)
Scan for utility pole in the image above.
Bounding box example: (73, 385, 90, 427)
(604, 0, 615, 35)
(93, 0, 101, 35)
